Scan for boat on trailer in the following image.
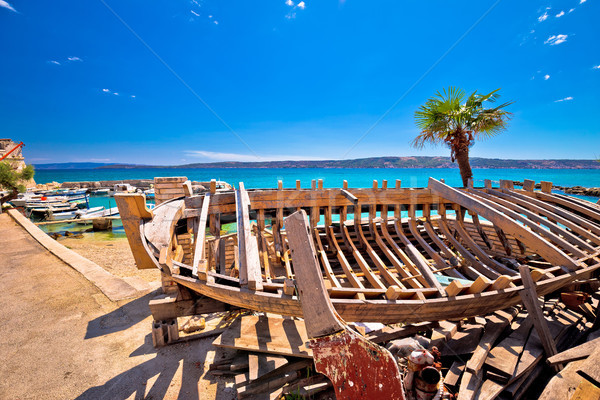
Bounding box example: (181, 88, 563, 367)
(116, 177, 600, 324)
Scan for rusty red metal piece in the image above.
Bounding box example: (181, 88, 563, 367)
(310, 328, 405, 400)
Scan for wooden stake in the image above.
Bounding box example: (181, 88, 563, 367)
(518, 264, 561, 371)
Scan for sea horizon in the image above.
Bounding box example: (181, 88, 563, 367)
(35, 167, 600, 191)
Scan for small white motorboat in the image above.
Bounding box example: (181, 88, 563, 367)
(74, 207, 120, 224)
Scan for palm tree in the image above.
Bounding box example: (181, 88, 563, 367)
(413, 87, 513, 187)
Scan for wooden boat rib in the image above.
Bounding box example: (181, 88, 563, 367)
(116, 177, 600, 324)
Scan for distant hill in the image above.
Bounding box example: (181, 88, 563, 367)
(34, 157, 600, 170)
(33, 162, 136, 170)
(97, 156, 600, 170)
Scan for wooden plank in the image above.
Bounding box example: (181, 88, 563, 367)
(519, 264, 560, 371)
(465, 307, 519, 374)
(352, 219, 403, 288)
(393, 219, 446, 295)
(450, 205, 519, 276)
(445, 359, 465, 387)
(441, 323, 484, 356)
(484, 317, 533, 379)
(538, 359, 587, 400)
(428, 178, 579, 270)
(430, 320, 459, 348)
(407, 204, 452, 272)
(114, 193, 155, 269)
(571, 379, 600, 400)
(366, 321, 439, 344)
(535, 191, 600, 225)
(342, 224, 387, 289)
(456, 368, 482, 400)
(214, 314, 312, 358)
(421, 204, 465, 277)
(369, 220, 412, 289)
(192, 194, 210, 279)
(286, 210, 345, 338)
(506, 314, 573, 393)
(577, 347, 600, 387)
(378, 221, 428, 288)
(236, 183, 263, 290)
(547, 336, 600, 366)
(470, 189, 592, 256)
(436, 204, 499, 280)
(312, 228, 342, 288)
(504, 188, 600, 240)
(248, 353, 288, 382)
(327, 226, 364, 288)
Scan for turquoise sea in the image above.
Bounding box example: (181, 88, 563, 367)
(34, 167, 599, 239)
(35, 167, 600, 190)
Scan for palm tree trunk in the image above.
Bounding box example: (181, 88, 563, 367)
(455, 147, 473, 187)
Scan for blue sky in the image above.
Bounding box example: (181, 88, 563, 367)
(0, 0, 598, 165)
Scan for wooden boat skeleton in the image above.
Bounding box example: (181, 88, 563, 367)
(116, 177, 600, 323)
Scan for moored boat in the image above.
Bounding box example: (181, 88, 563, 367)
(116, 177, 600, 324)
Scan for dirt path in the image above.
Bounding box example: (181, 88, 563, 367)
(0, 213, 235, 400)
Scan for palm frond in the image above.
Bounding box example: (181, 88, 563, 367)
(413, 86, 512, 148)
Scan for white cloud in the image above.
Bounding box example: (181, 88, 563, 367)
(593, 65, 600, 69)
(555, 96, 573, 102)
(102, 88, 110, 93)
(67, 56, 82, 62)
(190, 10, 199, 17)
(555, 11, 565, 17)
(0, 0, 16, 12)
(544, 74, 550, 80)
(580, 0, 586, 4)
(569, 8, 575, 13)
(285, 0, 294, 5)
(213, 20, 218, 25)
(297, 1, 305, 9)
(130, 95, 136, 98)
(113, 92, 119, 96)
(48, 60, 61, 65)
(208, 15, 213, 18)
(538, 12, 548, 22)
(185, 150, 323, 162)
(544, 34, 568, 45)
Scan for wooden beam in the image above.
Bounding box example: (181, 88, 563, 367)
(540, 181, 552, 193)
(192, 194, 210, 280)
(341, 189, 358, 204)
(523, 179, 535, 192)
(285, 210, 346, 338)
(519, 264, 560, 371)
(428, 178, 579, 270)
(236, 183, 263, 291)
(577, 347, 600, 388)
(114, 193, 155, 269)
(547, 336, 600, 367)
(469, 189, 591, 256)
(393, 219, 446, 296)
(496, 190, 600, 247)
(466, 307, 519, 374)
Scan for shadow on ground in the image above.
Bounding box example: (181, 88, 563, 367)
(84, 291, 156, 339)
(75, 340, 235, 400)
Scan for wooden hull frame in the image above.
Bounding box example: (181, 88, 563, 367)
(115, 177, 600, 324)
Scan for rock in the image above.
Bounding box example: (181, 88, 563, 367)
(182, 316, 205, 333)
